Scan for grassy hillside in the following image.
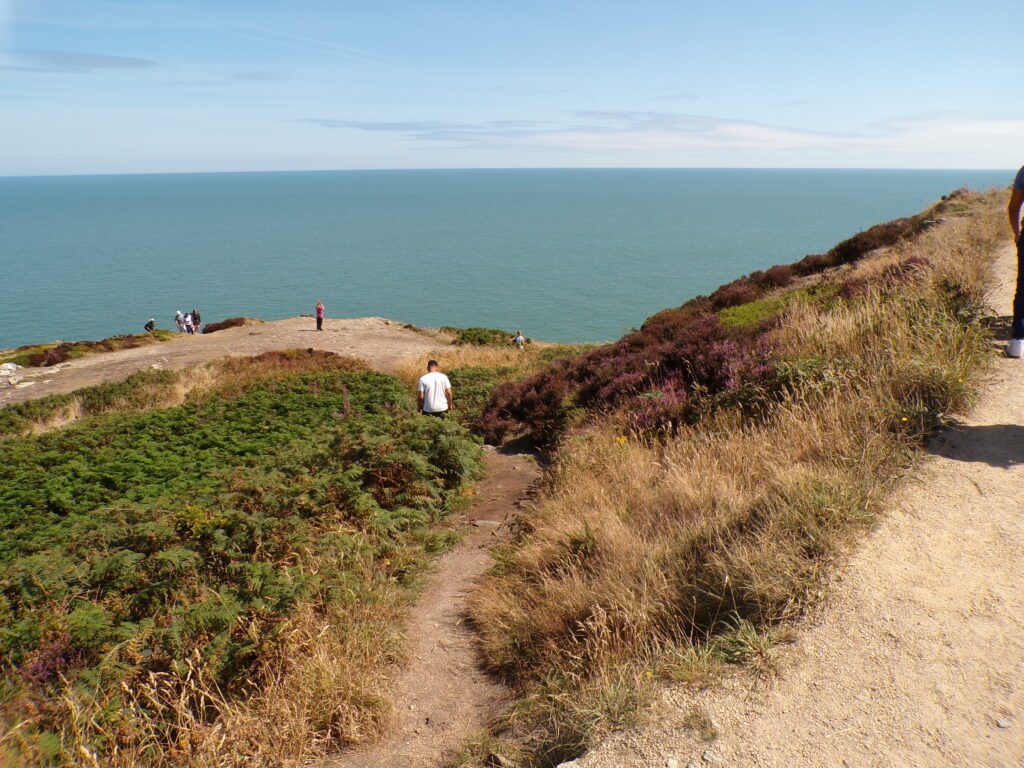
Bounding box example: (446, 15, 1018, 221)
(0, 350, 483, 767)
(457, 189, 1004, 766)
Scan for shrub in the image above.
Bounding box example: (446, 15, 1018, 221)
(441, 326, 519, 346)
(202, 316, 262, 334)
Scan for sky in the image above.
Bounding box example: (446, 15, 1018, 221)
(0, 0, 1020, 176)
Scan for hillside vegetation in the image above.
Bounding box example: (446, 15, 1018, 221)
(1, 332, 177, 369)
(458, 190, 1004, 766)
(0, 350, 483, 767)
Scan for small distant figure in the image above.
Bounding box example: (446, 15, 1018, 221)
(417, 359, 453, 417)
(175, 310, 185, 333)
(511, 328, 526, 350)
(183, 312, 194, 335)
(191, 308, 201, 334)
(144, 318, 156, 333)
(316, 300, 325, 332)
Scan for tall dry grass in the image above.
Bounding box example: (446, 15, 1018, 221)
(395, 345, 554, 390)
(463, 191, 1005, 764)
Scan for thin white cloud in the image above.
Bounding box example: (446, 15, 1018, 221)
(3, 49, 159, 72)
(307, 109, 1021, 168)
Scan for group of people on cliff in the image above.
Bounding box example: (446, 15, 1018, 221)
(173, 309, 202, 334)
(144, 309, 201, 335)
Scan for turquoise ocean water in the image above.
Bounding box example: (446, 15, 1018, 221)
(0, 169, 1011, 349)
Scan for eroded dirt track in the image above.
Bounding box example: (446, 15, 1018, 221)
(324, 448, 540, 768)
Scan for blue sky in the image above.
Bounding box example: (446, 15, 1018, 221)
(1, 0, 1019, 175)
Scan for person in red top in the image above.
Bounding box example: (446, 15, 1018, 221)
(315, 300, 324, 332)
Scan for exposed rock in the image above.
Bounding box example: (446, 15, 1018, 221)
(702, 750, 724, 764)
(488, 753, 516, 768)
(996, 717, 1011, 729)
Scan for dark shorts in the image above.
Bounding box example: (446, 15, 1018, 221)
(422, 409, 448, 418)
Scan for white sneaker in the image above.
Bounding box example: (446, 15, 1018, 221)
(1008, 338, 1024, 358)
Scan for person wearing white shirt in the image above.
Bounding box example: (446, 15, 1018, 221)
(417, 360, 453, 416)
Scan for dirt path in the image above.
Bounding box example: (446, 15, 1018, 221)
(323, 447, 540, 768)
(0, 316, 437, 407)
(575, 244, 1024, 768)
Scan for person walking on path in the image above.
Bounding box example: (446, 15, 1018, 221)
(183, 312, 194, 335)
(511, 329, 526, 350)
(175, 310, 185, 333)
(1007, 167, 1024, 357)
(315, 300, 324, 332)
(191, 308, 201, 334)
(417, 359, 453, 417)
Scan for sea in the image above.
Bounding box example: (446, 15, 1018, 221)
(0, 168, 1011, 349)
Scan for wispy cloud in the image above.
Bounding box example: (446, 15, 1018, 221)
(303, 108, 1024, 166)
(654, 89, 699, 101)
(304, 118, 551, 135)
(232, 70, 284, 82)
(4, 49, 159, 73)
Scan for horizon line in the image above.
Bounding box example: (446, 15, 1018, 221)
(0, 165, 1015, 180)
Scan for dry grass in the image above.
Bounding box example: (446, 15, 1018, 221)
(395, 345, 552, 390)
(2, 602, 405, 768)
(464, 191, 1005, 763)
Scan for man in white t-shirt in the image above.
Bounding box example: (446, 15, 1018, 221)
(417, 360, 453, 416)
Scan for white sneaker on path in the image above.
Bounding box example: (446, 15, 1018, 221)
(1008, 338, 1024, 358)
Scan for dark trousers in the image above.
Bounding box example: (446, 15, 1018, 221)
(316, 316, 323, 331)
(422, 409, 448, 418)
(1015, 236, 1024, 340)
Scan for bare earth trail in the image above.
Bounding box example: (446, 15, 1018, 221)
(576, 245, 1024, 767)
(324, 447, 540, 768)
(0, 317, 437, 407)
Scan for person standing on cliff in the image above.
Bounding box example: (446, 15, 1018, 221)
(315, 300, 324, 332)
(1007, 168, 1024, 357)
(417, 360, 453, 417)
(191, 308, 201, 334)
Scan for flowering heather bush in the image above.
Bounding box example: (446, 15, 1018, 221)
(478, 200, 951, 446)
(478, 312, 776, 444)
(19, 636, 83, 689)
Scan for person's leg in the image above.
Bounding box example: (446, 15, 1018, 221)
(317, 316, 323, 331)
(1014, 234, 1024, 340)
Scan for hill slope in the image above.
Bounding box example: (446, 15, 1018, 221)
(574, 240, 1023, 768)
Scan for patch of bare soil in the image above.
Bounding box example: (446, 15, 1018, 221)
(571, 244, 1024, 768)
(323, 447, 540, 768)
(0, 317, 438, 407)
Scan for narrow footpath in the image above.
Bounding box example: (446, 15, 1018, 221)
(323, 447, 540, 768)
(575, 245, 1024, 767)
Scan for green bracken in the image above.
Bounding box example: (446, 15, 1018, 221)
(0, 351, 483, 766)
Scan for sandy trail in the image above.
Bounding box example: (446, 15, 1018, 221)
(0, 316, 437, 407)
(324, 447, 540, 768)
(576, 243, 1024, 768)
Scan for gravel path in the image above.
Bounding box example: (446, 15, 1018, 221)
(574, 243, 1024, 768)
